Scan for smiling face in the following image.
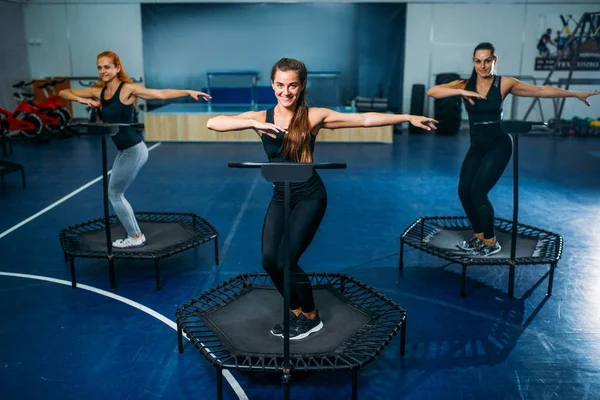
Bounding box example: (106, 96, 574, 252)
(97, 56, 121, 83)
(472, 49, 496, 78)
(271, 69, 304, 109)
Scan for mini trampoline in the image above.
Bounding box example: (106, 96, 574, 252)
(60, 211, 218, 290)
(60, 119, 219, 290)
(399, 120, 563, 298)
(176, 272, 406, 400)
(177, 161, 408, 400)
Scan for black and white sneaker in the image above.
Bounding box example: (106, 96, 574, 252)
(457, 236, 484, 251)
(270, 311, 298, 338)
(289, 311, 324, 341)
(472, 241, 502, 257)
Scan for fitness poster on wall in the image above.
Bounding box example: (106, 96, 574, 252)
(534, 14, 600, 71)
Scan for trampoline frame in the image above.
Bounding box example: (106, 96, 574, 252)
(399, 215, 562, 297)
(399, 121, 564, 299)
(62, 119, 219, 290)
(175, 272, 407, 400)
(59, 211, 219, 291)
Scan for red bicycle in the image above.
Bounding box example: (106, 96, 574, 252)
(0, 92, 43, 139)
(13, 80, 69, 133)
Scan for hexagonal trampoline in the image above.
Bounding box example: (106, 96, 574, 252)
(175, 272, 407, 399)
(399, 216, 563, 297)
(59, 211, 219, 290)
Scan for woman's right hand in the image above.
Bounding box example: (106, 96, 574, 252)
(460, 90, 486, 105)
(252, 121, 287, 139)
(77, 97, 101, 108)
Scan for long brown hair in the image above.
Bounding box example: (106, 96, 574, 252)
(271, 58, 312, 163)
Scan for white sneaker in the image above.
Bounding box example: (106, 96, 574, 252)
(113, 234, 146, 249)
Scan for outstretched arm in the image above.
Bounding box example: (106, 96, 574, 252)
(206, 111, 286, 138)
(126, 83, 212, 101)
(311, 108, 438, 132)
(59, 87, 102, 107)
(505, 77, 599, 106)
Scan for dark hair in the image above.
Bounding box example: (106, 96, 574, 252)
(463, 42, 496, 87)
(270, 58, 311, 163)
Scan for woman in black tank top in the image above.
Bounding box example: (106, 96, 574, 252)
(428, 42, 598, 257)
(208, 57, 437, 340)
(59, 51, 211, 249)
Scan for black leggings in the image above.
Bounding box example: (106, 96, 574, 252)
(458, 133, 512, 239)
(261, 184, 327, 313)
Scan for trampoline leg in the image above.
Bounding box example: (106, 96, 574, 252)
(70, 256, 76, 288)
(214, 237, 220, 266)
(400, 317, 406, 357)
(109, 258, 116, 290)
(177, 323, 184, 353)
(155, 259, 161, 291)
(21, 168, 26, 188)
(547, 263, 556, 296)
(352, 368, 358, 400)
(508, 264, 516, 299)
(283, 378, 291, 400)
(460, 265, 467, 297)
(216, 367, 223, 400)
(399, 239, 404, 270)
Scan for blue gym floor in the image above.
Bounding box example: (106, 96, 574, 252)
(1, 128, 600, 400)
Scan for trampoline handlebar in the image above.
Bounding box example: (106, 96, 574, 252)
(227, 161, 347, 169)
(68, 121, 145, 129)
(501, 120, 548, 134)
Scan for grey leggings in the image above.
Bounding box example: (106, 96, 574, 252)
(108, 141, 148, 237)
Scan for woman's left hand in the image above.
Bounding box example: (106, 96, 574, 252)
(576, 90, 599, 106)
(189, 90, 212, 101)
(409, 116, 439, 131)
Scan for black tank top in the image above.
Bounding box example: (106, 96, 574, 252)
(261, 107, 316, 162)
(100, 82, 143, 150)
(261, 107, 322, 196)
(463, 75, 504, 140)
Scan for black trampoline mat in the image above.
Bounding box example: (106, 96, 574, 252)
(424, 228, 542, 259)
(203, 285, 371, 356)
(80, 220, 195, 253)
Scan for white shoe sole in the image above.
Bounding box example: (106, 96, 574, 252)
(289, 321, 324, 341)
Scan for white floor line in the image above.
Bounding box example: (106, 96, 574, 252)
(0, 271, 249, 400)
(0, 142, 162, 240)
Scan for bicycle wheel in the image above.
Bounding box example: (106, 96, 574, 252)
(15, 112, 43, 138)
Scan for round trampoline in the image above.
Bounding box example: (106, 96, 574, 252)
(176, 272, 406, 400)
(60, 120, 219, 290)
(399, 120, 563, 298)
(176, 161, 408, 400)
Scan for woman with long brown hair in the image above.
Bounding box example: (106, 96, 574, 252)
(60, 51, 211, 249)
(207, 57, 437, 340)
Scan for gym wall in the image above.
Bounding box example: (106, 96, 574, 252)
(0, 2, 30, 111)
(141, 2, 405, 112)
(8, 0, 599, 121)
(404, 1, 599, 122)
